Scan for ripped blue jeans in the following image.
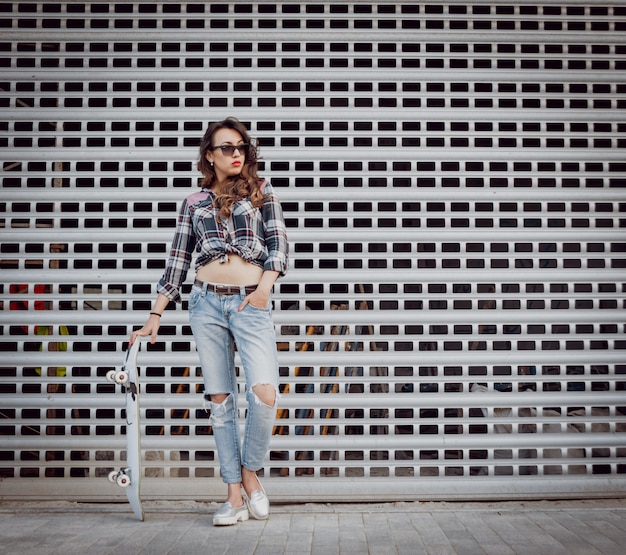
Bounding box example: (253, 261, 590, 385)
(189, 284, 279, 484)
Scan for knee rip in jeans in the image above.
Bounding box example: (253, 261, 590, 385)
(204, 393, 232, 427)
(251, 384, 278, 408)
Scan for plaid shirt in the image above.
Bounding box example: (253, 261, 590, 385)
(158, 181, 288, 303)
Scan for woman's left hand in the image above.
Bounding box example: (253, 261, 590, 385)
(238, 270, 279, 311)
(238, 288, 270, 311)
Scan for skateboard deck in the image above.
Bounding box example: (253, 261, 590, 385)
(106, 338, 144, 521)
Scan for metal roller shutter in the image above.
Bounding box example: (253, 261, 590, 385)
(1, 0, 625, 502)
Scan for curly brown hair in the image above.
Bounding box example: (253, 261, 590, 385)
(198, 117, 264, 219)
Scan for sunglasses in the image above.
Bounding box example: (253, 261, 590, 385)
(209, 143, 249, 156)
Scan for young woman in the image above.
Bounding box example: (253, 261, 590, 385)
(130, 117, 288, 526)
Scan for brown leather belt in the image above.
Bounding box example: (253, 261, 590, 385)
(194, 279, 257, 296)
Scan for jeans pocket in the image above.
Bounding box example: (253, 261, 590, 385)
(188, 288, 202, 311)
(246, 300, 270, 312)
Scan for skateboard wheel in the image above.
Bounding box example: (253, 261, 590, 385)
(117, 473, 131, 488)
(106, 370, 117, 383)
(107, 470, 119, 483)
(116, 371, 129, 385)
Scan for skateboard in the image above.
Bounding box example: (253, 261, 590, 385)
(106, 338, 144, 521)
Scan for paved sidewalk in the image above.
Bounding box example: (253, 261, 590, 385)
(1, 499, 625, 554)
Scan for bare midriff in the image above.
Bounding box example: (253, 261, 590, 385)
(195, 254, 263, 286)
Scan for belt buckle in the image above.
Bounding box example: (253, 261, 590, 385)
(213, 283, 233, 295)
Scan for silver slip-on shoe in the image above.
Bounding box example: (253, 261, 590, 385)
(246, 479, 270, 520)
(212, 502, 249, 526)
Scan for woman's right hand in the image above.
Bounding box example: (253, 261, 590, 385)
(130, 314, 161, 345)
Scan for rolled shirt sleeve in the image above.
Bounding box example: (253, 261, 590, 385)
(157, 197, 196, 304)
(261, 183, 289, 276)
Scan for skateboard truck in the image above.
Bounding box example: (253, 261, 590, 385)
(108, 468, 132, 488)
(106, 369, 129, 385)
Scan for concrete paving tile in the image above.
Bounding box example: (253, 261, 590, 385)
(288, 517, 316, 533)
(257, 534, 287, 548)
(228, 535, 265, 550)
(397, 547, 427, 555)
(431, 515, 477, 552)
(423, 546, 459, 555)
(173, 520, 214, 551)
(312, 533, 339, 547)
(577, 510, 626, 532)
(338, 522, 369, 538)
(604, 511, 626, 532)
(3, 535, 45, 552)
(449, 540, 487, 555)
(0, 514, 53, 542)
(454, 511, 515, 550)
(526, 510, 603, 555)
(480, 511, 563, 555)
(480, 513, 531, 542)
(339, 540, 368, 555)
(339, 539, 369, 553)
(214, 540, 256, 555)
(314, 513, 339, 526)
(580, 514, 626, 542)
(312, 519, 339, 545)
(102, 519, 184, 555)
(4, 542, 41, 555)
(410, 513, 455, 549)
(362, 513, 393, 533)
(386, 511, 415, 531)
(60, 545, 116, 555)
(12, 547, 55, 555)
(311, 545, 339, 555)
(479, 543, 516, 555)
(368, 544, 399, 554)
(549, 510, 625, 554)
(285, 533, 313, 552)
(139, 520, 196, 554)
(431, 511, 478, 541)
(503, 512, 567, 553)
(337, 512, 364, 527)
(499, 543, 554, 555)
(363, 528, 397, 551)
(364, 540, 398, 553)
(390, 532, 424, 552)
(263, 519, 291, 535)
(255, 547, 284, 555)
(395, 537, 427, 555)
(195, 538, 238, 555)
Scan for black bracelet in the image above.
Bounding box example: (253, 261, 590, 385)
(150, 312, 162, 317)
